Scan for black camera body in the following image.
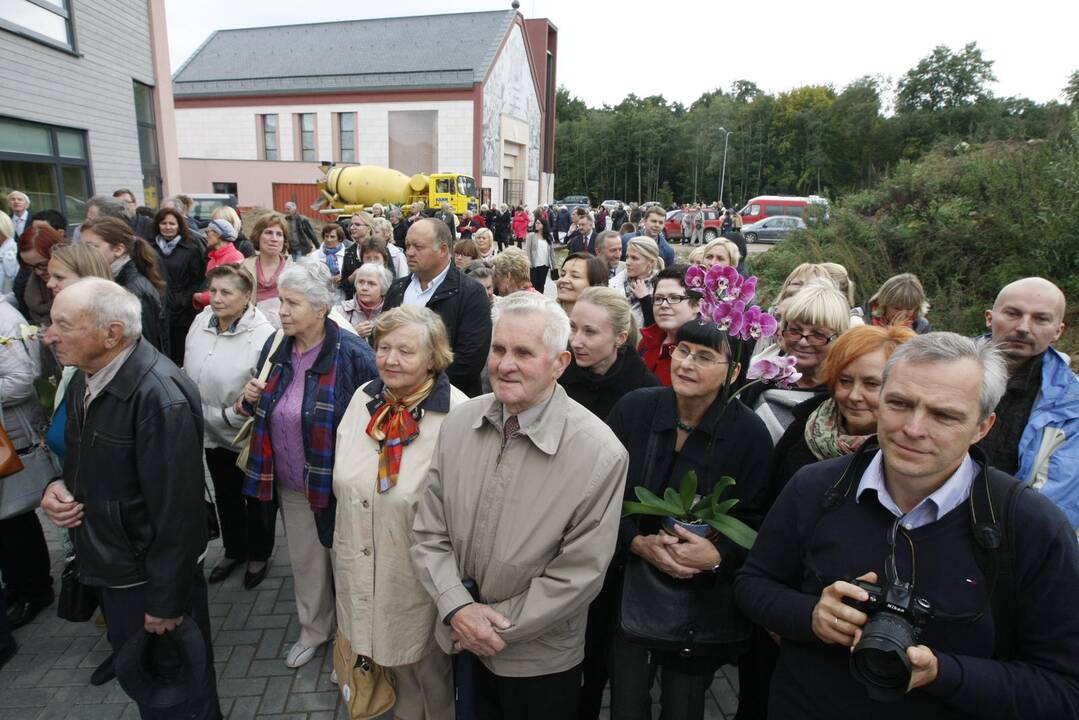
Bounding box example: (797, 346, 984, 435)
(845, 577, 933, 702)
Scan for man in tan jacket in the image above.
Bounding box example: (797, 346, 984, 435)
(411, 291, 629, 719)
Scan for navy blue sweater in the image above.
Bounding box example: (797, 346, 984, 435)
(734, 452, 1079, 719)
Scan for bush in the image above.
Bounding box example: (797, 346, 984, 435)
(748, 132, 1079, 363)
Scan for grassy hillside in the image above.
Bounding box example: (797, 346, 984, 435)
(748, 128, 1079, 363)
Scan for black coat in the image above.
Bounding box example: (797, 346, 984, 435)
(340, 244, 361, 300)
(559, 347, 658, 421)
(494, 210, 513, 241)
(65, 339, 207, 617)
(565, 229, 598, 255)
(383, 263, 492, 397)
(392, 220, 408, 248)
(115, 260, 169, 356)
(154, 238, 205, 328)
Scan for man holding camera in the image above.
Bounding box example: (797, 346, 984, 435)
(735, 332, 1079, 719)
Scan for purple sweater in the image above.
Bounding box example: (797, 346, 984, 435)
(271, 341, 323, 493)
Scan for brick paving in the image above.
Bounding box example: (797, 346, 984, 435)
(2, 506, 737, 720)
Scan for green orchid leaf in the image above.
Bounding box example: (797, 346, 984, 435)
(679, 471, 698, 512)
(705, 514, 758, 550)
(663, 487, 685, 513)
(713, 498, 739, 515)
(634, 486, 683, 515)
(622, 501, 676, 518)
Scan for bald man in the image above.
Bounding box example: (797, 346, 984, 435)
(979, 276, 1078, 533)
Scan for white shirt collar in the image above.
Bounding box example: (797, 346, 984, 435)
(402, 261, 451, 306)
(856, 449, 977, 530)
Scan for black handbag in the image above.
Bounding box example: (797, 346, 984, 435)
(57, 557, 98, 622)
(204, 480, 220, 542)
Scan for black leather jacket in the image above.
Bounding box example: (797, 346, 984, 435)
(64, 339, 207, 617)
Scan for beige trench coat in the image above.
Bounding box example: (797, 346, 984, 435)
(332, 375, 468, 667)
(411, 385, 630, 677)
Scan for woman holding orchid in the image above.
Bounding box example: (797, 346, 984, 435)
(604, 265, 781, 720)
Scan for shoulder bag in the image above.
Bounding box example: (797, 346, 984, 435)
(0, 380, 60, 520)
(232, 330, 285, 471)
(333, 629, 395, 720)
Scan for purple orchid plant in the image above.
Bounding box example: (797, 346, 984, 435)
(684, 264, 802, 395)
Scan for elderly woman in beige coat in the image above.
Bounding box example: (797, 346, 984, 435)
(332, 305, 466, 720)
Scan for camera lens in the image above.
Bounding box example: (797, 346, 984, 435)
(850, 613, 915, 702)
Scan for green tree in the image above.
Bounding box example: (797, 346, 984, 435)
(1065, 70, 1079, 106)
(896, 42, 996, 114)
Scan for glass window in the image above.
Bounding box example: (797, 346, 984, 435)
(56, 129, 85, 158)
(0, 117, 51, 155)
(299, 113, 315, 161)
(61, 165, 88, 224)
(0, 160, 58, 212)
(133, 82, 155, 125)
(435, 178, 452, 193)
(388, 110, 437, 176)
(764, 204, 784, 217)
(0, 0, 72, 47)
(456, 176, 476, 198)
(338, 112, 355, 163)
(261, 114, 278, 161)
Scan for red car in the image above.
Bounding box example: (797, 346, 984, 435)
(665, 209, 725, 241)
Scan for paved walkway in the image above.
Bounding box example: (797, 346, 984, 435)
(3, 501, 739, 720)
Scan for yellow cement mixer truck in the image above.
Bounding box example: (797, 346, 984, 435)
(315, 163, 478, 219)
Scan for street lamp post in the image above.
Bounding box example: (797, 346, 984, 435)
(718, 127, 733, 207)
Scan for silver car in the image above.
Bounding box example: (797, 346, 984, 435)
(742, 215, 807, 244)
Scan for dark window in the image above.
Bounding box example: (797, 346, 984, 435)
(764, 204, 785, 216)
(337, 112, 354, 163)
(299, 113, 315, 162)
(0, 115, 90, 225)
(212, 182, 237, 196)
(261, 114, 278, 161)
(0, 0, 76, 52)
(133, 82, 161, 207)
(785, 205, 805, 217)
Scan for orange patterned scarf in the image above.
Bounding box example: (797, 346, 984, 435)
(365, 377, 436, 493)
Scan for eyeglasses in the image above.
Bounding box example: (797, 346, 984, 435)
(654, 294, 690, 306)
(782, 327, 836, 347)
(672, 345, 728, 368)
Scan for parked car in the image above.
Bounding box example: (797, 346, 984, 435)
(556, 195, 591, 211)
(186, 193, 236, 228)
(664, 209, 725, 241)
(601, 199, 622, 212)
(738, 194, 829, 225)
(741, 215, 807, 244)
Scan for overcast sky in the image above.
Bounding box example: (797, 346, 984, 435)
(165, 0, 1078, 108)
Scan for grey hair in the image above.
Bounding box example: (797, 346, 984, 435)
(882, 331, 1008, 422)
(279, 261, 336, 311)
(491, 291, 570, 358)
(355, 263, 394, 295)
(86, 195, 127, 220)
(76, 278, 142, 340)
(7, 191, 29, 207)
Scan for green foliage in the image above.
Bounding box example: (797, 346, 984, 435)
(895, 42, 996, 114)
(747, 131, 1079, 361)
(622, 471, 758, 549)
(1066, 70, 1079, 107)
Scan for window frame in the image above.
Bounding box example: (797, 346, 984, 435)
(0, 0, 79, 54)
(259, 114, 279, 161)
(0, 114, 92, 226)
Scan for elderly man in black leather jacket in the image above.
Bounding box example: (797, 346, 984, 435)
(41, 278, 221, 719)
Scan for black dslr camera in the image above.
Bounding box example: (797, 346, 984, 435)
(844, 520, 934, 702)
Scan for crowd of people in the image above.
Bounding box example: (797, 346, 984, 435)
(0, 186, 1076, 720)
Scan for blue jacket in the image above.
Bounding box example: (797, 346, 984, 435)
(621, 230, 675, 268)
(1016, 347, 1079, 531)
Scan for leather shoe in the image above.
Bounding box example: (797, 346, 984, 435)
(208, 558, 244, 584)
(90, 652, 116, 686)
(7, 595, 52, 630)
(243, 562, 270, 590)
(285, 642, 316, 669)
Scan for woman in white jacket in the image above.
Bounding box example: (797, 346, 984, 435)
(184, 264, 278, 589)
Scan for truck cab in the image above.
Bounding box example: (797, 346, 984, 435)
(430, 174, 478, 215)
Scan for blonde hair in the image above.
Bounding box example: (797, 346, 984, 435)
(869, 273, 929, 320)
(626, 237, 664, 274)
(374, 305, 454, 375)
(211, 205, 242, 235)
(491, 247, 531, 288)
(771, 262, 835, 307)
(577, 286, 640, 347)
(371, 216, 393, 242)
(819, 262, 856, 306)
(687, 245, 706, 267)
(702, 237, 741, 267)
(50, 243, 113, 281)
(473, 227, 494, 246)
(0, 211, 14, 242)
(783, 280, 851, 336)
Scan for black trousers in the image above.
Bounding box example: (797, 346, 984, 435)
(100, 564, 221, 720)
(475, 661, 581, 720)
(578, 574, 618, 720)
(608, 630, 716, 720)
(0, 509, 54, 605)
(167, 323, 188, 367)
(530, 266, 549, 295)
(204, 447, 277, 562)
(734, 625, 779, 720)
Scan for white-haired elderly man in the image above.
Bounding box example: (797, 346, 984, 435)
(7, 191, 30, 237)
(736, 332, 1079, 719)
(40, 278, 221, 719)
(411, 291, 629, 719)
(283, 201, 316, 258)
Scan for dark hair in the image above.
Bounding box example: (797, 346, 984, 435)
(251, 212, 291, 254)
(112, 188, 135, 200)
(619, 222, 636, 234)
(675, 318, 736, 361)
(81, 217, 167, 293)
(360, 238, 393, 268)
(206, 263, 254, 296)
(135, 206, 154, 218)
(454, 238, 480, 261)
(561, 252, 608, 286)
(321, 224, 344, 242)
(30, 209, 67, 232)
(151, 207, 191, 245)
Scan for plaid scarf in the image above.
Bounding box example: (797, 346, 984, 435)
(804, 397, 872, 461)
(243, 337, 339, 510)
(364, 376, 435, 493)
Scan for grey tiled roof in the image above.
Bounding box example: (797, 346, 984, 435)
(173, 10, 516, 97)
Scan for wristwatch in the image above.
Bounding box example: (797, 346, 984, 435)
(711, 562, 722, 574)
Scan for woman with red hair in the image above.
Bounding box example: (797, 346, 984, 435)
(17, 223, 65, 327)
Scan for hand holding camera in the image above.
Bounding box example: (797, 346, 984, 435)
(811, 571, 876, 647)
